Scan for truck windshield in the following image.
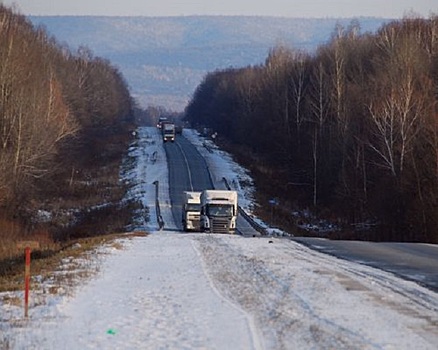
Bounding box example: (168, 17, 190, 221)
(207, 204, 233, 217)
(186, 204, 201, 212)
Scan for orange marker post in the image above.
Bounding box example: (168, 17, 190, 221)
(17, 241, 40, 318)
(24, 247, 31, 317)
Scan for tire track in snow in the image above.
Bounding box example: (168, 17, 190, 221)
(191, 236, 264, 350)
(194, 234, 438, 349)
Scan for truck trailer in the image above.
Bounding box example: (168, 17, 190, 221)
(200, 190, 238, 234)
(156, 117, 168, 129)
(182, 191, 201, 232)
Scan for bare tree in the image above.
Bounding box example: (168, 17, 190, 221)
(264, 46, 294, 142)
(0, 7, 79, 204)
(289, 51, 310, 147)
(367, 27, 429, 180)
(308, 60, 330, 206)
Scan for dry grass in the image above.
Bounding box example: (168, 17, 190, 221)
(0, 123, 144, 297)
(0, 126, 144, 290)
(0, 231, 148, 293)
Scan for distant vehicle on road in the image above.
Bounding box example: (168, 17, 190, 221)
(175, 125, 183, 134)
(162, 123, 175, 142)
(157, 117, 168, 129)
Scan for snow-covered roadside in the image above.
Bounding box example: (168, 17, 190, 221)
(2, 234, 261, 349)
(193, 234, 438, 349)
(1, 126, 437, 349)
(122, 127, 173, 231)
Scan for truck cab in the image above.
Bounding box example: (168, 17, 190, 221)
(200, 190, 238, 234)
(182, 191, 201, 231)
(162, 123, 175, 142)
(157, 117, 168, 129)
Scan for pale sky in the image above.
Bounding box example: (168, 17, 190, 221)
(1, 0, 436, 18)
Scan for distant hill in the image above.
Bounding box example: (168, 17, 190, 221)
(30, 16, 389, 111)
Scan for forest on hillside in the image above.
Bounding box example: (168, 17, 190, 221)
(0, 5, 135, 253)
(185, 16, 438, 243)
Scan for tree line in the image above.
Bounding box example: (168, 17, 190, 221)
(0, 5, 133, 225)
(185, 16, 438, 243)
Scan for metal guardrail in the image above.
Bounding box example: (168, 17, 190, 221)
(222, 177, 266, 236)
(199, 143, 215, 189)
(153, 181, 165, 230)
(202, 141, 214, 154)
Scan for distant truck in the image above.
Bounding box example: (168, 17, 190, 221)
(162, 123, 175, 142)
(200, 190, 238, 234)
(182, 191, 201, 232)
(157, 117, 168, 129)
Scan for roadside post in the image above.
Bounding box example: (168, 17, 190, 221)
(153, 181, 165, 230)
(269, 198, 279, 225)
(17, 241, 40, 318)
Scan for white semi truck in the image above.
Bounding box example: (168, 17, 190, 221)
(182, 191, 201, 231)
(200, 190, 238, 234)
(162, 123, 175, 142)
